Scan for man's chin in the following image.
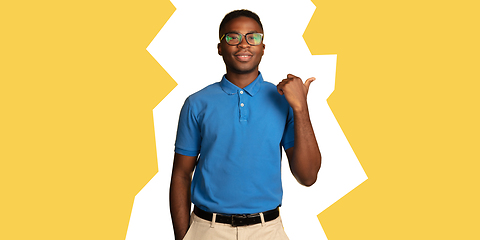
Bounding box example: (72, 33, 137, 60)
(230, 66, 258, 75)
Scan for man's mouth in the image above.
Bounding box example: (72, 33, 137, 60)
(235, 52, 252, 61)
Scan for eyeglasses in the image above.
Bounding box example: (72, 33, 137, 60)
(220, 32, 264, 46)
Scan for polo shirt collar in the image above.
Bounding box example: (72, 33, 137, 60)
(220, 72, 264, 96)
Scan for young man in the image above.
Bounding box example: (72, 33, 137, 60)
(170, 9, 321, 240)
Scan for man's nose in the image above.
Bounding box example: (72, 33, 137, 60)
(238, 36, 249, 48)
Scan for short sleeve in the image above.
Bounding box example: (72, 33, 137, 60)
(174, 97, 201, 156)
(281, 106, 295, 150)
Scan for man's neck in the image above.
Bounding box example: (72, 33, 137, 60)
(225, 70, 259, 89)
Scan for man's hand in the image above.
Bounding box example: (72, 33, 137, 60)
(277, 74, 316, 111)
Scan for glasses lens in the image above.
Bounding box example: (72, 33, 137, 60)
(246, 33, 263, 45)
(225, 33, 240, 45)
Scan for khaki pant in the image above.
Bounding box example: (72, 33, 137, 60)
(183, 212, 290, 240)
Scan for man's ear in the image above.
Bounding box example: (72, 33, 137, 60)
(261, 43, 265, 55)
(217, 43, 222, 55)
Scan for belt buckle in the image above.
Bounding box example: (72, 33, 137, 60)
(231, 214, 247, 227)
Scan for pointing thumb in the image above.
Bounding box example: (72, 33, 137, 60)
(304, 77, 316, 93)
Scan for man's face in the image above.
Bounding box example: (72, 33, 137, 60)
(218, 16, 265, 75)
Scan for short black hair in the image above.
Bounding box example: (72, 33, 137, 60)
(219, 9, 263, 38)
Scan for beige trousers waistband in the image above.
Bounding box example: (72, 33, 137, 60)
(182, 212, 290, 240)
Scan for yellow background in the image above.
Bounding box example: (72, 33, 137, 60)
(1, 0, 478, 239)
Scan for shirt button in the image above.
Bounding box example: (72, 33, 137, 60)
(240, 103, 244, 107)
(240, 90, 244, 94)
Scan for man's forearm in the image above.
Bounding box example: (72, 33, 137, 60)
(170, 173, 192, 240)
(290, 106, 321, 186)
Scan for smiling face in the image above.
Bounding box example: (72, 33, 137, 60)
(218, 16, 265, 75)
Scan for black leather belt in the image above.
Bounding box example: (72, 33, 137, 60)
(193, 206, 279, 227)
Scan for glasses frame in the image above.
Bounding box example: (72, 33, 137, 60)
(220, 32, 264, 46)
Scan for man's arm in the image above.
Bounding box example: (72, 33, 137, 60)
(277, 74, 321, 186)
(170, 153, 197, 240)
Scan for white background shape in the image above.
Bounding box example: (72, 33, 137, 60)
(126, 1, 367, 239)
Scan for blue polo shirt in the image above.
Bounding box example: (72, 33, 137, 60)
(174, 72, 294, 214)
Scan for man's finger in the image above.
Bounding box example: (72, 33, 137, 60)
(304, 77, 316, 89)
(277, 82, 284, 95)
(304, 77, 316, 95)
(287, 73, 297, 79)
